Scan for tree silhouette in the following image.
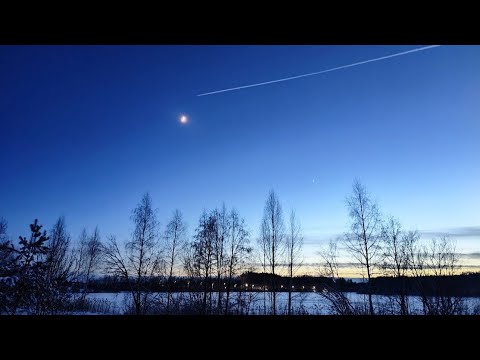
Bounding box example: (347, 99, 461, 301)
(73, 226, 102, 301)
(345, 180, 382, 315)
(164, 209, 187, 313)
(103, 193, 162, 315)
(190, 210, 217, 313)
(0, 219, 50, 314)
(224, 208, 251, 315)
(260, 190, 285, 315)
(286, 210, 303, 315)
(381, 217, 419, 315)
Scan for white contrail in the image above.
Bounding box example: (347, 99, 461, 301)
(197, 45, 442, 97)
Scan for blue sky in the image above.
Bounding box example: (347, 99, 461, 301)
(1, 45, 479, 272)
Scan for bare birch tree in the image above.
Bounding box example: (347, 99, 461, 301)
(345, 179, 382, 315)
(164, 209, 187, 313)
(213, 204, 230, 313)
(381, 217, 418, 315)
(286, 210, 303, 315)
(43, 216, 74, 313)
(411, 235, 463, 315)
(318, 238, 356, 315)
(261, 190, 285, 315)
(103, 193, 162, 315)
(257, 234, 268, 315)
(190, 210, 216, 314)
(182, 237, 203, 313)
(224, 208, 250, 315)
(46, 217, 72, 281)
(74, 226, 102, 300)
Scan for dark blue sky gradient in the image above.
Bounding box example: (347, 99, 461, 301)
(1, 45, 479, 259)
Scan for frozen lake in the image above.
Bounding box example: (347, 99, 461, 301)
(85, 291, 480, 315)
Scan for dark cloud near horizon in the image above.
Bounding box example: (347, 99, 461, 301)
(251, 261, 357, 269)
(421, 226, 480, 238)
(458, 252, 480, 260)
(304, 226, 480, 244)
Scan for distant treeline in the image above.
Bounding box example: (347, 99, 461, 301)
(369, 273, 480, 297)
(81, 271, 480, 297)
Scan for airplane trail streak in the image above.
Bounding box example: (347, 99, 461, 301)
(197, 45, 442, 97)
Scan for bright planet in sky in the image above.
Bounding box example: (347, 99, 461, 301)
(180, 115, 188, 124)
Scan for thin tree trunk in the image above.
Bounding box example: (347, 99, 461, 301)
(263, 247, 267, 315)
(167, 225, 177, 314)
(271, 213, 276, 316)
(288, 259, 293, 315)
(360, 201, 374, 316)
(225, 263, 233, 315)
